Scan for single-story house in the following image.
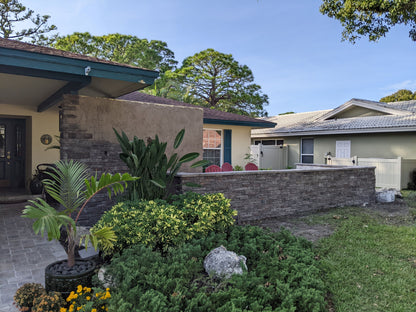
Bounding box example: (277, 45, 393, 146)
(0, 38, 274, 194)
(252, 98, 416, 188)
(119, 92, 275, 168)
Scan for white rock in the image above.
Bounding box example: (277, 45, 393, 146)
(203, 246, 247, 279)
(376, 189, 396, 203)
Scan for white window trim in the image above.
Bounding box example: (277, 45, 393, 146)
(203, 128, 223, 166)
(300, 138, 314, 163)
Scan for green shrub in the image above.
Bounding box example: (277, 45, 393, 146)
(104, 226, 326, 312)
(114, 128, 207, 200)
(93, 192, 236, 254)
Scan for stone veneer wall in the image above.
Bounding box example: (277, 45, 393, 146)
(175, 166, 376, 224)
(59, 94, 203, 226)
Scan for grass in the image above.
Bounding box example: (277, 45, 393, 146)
(311, 192, 416, 312)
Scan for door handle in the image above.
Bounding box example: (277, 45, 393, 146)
(6, 151, 10, 160)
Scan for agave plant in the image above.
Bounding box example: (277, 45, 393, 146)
(114, 128, 208, 200)
(22, 160, 137, 267)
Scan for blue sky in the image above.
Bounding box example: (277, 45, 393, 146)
(23, 0, 416, 116)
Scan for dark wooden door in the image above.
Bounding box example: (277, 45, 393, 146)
(0, 118, 25, 188)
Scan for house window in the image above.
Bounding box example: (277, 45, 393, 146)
(301, 138, 314, 163)
(336, 140, 351, 158)
(203, 129, 222, 166)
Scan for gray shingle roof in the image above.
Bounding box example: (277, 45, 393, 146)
(119, 92, 276, 128)
(252, 99, 416, 137)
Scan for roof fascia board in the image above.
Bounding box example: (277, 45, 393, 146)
(316, 99, 409, 122)
(252, 127, 416, 137)
(37, 78, 91, 112)
(0, 64, 90, 83)
(0, 47, 159, 85)
(204, 118, 276, 128)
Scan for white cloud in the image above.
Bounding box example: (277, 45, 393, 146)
(381, 80, 416, 96)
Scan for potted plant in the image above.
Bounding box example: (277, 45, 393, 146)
(22, 159, 136, 296)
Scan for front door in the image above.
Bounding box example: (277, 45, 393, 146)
(0, 118, 25, 188)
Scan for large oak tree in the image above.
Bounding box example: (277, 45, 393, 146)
(320, 0, 416, 42)
(175, 48, 269, 117)
(52, 32, 177, 73)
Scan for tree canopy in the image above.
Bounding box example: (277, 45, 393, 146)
(320, 0, 416, 42)
(380, 89, 416, 102)
(52, 32, 177, 73)
(175, 48, 269, 117)
(0, 0, 56, 42)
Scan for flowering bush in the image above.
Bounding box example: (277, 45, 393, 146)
(32, 291, 65, 312)
(61, 285, 110, 312)
(14, 283, 46, 311)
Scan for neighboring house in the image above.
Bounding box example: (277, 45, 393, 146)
(252, 98, 416, 188)
(0, 38, 274, 195)
(119, 92, 276, 168)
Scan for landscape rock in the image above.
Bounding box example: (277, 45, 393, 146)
(203, 246, 247, 279)
(376, 189, 396, 203)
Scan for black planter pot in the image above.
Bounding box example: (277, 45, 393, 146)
(45, 259, 97, 299)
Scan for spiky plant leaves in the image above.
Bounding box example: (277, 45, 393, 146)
(23, 198, 75, 241)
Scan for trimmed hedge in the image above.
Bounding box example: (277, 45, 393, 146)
(104, 226, 327, 312)
(93, 192, 236, 253)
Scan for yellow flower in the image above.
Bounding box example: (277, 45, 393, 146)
(92, 309, 97, 312)
(60, 308, 67, 312)
(86, 296, 91, 301)
(77, 285, 82, 293)
(77, 308, 81, 311)
(69, 305, 74, 312)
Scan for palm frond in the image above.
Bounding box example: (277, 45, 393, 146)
(23, 198, 75, 241)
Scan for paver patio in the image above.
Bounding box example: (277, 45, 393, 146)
(0, 201, 66, 311)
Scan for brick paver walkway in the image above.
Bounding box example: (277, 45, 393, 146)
(0, 202, 66, 311)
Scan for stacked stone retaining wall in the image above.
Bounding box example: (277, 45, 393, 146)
(175, 166, 376, 223)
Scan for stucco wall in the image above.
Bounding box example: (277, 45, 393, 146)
(175, 166, 376, 223)
(0, 102, 60, 184)
(59, 94, 204, 225)
(255, 132, 416, 167)
(204, 123, 252, 167)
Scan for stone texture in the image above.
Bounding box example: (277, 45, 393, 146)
(59, 94, 204, 226)
(0, 202, 66, 311)
(203, 246, 247, 279)
(175, 167, 376, 223)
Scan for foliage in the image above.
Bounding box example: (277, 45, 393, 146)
(32, 292, 65, 312)
(93, 192, 236, 254)
(114, 128, 207, 200)
(104, 226, 326, 312)
(22, 160, 136, 267)
(407, 169, 416, 190)
(52, 32, 177, 74)
(14, 283, 46, 311)
(233, 165, 243, 171)
(61, 285, 110, 312)
(174, 48, 269, 117)
(0, 0, 56, 43)
(317, 211, 416, 312)
(320, 0, 416, 42)
(380, 89, 416, 103)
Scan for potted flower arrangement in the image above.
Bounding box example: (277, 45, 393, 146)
(13, 283, 46, 311)
(22, 160, 136, 296)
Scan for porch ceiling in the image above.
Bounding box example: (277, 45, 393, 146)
(0, 39, 159, 112)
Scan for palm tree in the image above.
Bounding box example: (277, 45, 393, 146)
(23, 160, 137, 267)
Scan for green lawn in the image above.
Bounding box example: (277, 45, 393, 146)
(315, 192, 416, 312)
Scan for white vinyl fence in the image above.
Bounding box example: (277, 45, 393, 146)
(250, 144, 288, 170)
(329, 156, 416, 189)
